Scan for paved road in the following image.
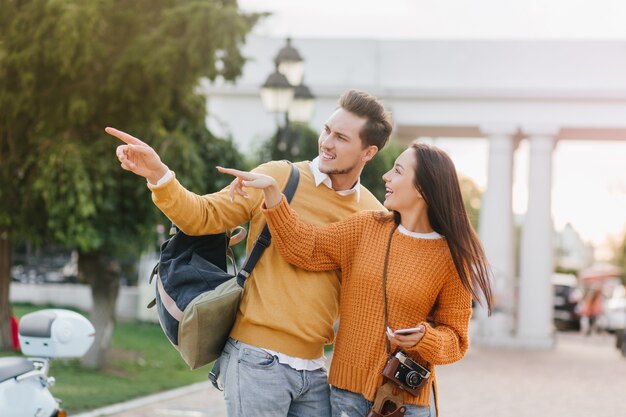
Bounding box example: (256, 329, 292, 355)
(84, 331, 626, 417)
(436, 331, 626, 417)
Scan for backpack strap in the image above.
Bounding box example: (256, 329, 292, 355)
(210, 162, 300, 390)
(235, 162, 300, 287)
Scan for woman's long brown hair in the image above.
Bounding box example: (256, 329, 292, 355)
(410, 142, 493, 314)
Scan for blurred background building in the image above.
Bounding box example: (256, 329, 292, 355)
(556, 223, 595, 272)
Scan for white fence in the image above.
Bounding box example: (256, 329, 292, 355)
(9, 282, 159, 322)
(9, 252, 160, 322)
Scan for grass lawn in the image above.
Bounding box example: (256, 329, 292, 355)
(6, 304, 208, 413)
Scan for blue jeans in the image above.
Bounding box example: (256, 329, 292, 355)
(219, 338, 331, 417)
(330, 385, 436, 417)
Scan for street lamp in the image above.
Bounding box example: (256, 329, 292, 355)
(288, 83, 315, 123)
(274, 38, 305, 86)
(260, 38, 315, 156)
(260, 64, 293, 114)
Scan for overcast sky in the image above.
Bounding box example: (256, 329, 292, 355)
(240, 0, 626, 40)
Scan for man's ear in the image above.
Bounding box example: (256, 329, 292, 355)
(362, 145, 379, 162)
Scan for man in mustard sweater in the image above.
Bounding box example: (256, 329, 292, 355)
(107, 90, 393, 417)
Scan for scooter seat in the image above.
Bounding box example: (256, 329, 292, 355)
(0, 357, 35, 383)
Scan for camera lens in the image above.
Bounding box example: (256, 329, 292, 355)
(406, 370, 421, 388)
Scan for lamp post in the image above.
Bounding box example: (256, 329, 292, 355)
(260, 38, 315, 157)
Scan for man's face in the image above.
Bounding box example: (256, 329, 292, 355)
(317, 108, 370, 176)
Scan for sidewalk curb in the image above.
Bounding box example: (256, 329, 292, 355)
(72, 381, 213, 417)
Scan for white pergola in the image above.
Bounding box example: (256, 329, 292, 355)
(199, 36, 626, 348)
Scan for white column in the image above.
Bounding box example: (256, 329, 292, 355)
(517, 127, 558, 349)
(475, 125, 518, 343)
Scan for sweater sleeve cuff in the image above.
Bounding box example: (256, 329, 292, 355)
(261, 194, 291, 222)
(412, 322, 438, 355)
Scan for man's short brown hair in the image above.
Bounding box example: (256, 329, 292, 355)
(338, 90, 393, 151)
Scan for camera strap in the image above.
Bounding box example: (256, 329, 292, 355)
(367, 381, 407, 417)
(382, 223, 399, 356)
(368, 223, 408, 417)
(372, 223, 430, 416)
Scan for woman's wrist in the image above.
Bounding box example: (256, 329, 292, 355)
(263, 181, 282, 208)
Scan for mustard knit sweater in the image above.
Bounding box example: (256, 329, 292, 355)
(148, 161, 384, 359)
(264, 197, 473, 408)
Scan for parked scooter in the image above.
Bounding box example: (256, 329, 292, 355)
(0, 309, 95, 417)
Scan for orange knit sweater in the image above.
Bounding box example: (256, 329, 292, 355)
(264, 197, 473, 408)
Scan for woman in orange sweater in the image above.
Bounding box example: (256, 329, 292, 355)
(218, 142, 493, 417)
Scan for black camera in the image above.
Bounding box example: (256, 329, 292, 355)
(382, 351, 430, 396)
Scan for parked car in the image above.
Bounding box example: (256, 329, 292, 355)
(598, 284, 626, 333)
(10, 250, 78, 285)
(552, 273, 582, 331)
(595, 284, 626, 356)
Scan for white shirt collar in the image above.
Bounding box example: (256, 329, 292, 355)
(398, 224, 443, 239)
(310, 157, 361, 202)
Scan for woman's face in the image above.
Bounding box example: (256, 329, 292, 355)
(382, 148, 423, 212)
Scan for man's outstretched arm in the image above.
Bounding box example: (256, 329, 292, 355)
(106, 126, 280, 236)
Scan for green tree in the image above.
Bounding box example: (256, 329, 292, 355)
(257, 123, 320, 162)
(0, 0, 53, 351)
(459, 176, 482, 231)
(0, 0, 257, 365)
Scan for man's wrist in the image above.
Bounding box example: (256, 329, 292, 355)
(148, 166, 171, 186)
